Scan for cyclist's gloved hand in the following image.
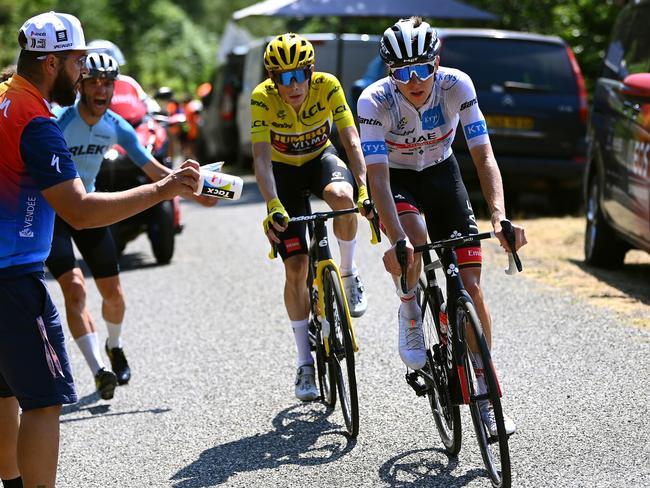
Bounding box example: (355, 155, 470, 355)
(263, 197, 289, 259)
(356, 185, 380, 245)
(356, 185, 371, 216)
(263, 197, 289, 240)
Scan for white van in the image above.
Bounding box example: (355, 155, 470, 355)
(235, 33, 380, 163)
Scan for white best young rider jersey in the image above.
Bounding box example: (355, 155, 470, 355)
(357, 66, 490, 171)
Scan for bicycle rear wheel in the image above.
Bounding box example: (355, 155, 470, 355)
(457, 297, 511, 488)
(419, 280, 461, 455)
(311, 319, 336, 406)
(323, 266, 359, 437)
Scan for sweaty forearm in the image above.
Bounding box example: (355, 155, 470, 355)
(368, 166, 404, 243)
(340, 128, 367, 187)
(471, 144, 506, 222)
(476, 160, 506, 222)
(253, 157, 278, 203)
(74, 184, 164, 229)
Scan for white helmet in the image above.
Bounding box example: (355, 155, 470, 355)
(87, 39, 126, 66)
(83, 52, 119, 80)
(380, 18, 441, 68)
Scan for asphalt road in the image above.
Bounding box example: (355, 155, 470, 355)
(51, 182, 650, 487)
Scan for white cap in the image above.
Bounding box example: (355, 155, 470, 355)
(19, 11, 87, 52)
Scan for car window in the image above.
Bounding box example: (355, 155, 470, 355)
(603, 5, 650, 80)
(621, 5, 650, 76)
(440, 37, 575, 93)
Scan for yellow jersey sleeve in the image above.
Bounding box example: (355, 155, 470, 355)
(250, 81, 273, 144)
(320, 72, 355, 130)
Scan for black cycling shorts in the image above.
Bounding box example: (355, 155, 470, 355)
(388, 154, 482, 268)
(46, 216, 120, 279)
(272, 145, 354, 260)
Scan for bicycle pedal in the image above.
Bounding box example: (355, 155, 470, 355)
(405, 372, 428, 397)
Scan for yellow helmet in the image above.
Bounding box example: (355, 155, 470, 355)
(264, 33, 315, 72)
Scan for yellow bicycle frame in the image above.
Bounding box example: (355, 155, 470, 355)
(315, 259, 359, 356)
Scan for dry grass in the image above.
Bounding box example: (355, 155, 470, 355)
(480, 217, 650, 330)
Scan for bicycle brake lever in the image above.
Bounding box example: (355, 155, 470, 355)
(362, 199, 381, 244)
(500, 220, 523, 274)
(395, 239, 408, 293)
(268, 213, 286, 260)
(505, 253, 518, 275)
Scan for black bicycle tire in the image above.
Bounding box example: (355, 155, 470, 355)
(323, 266, 359, 437)
(419, 280, 462, 455)
(458, 297, 511, 488)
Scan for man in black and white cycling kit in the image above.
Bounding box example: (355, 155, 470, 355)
(48, 53, 214, 400)
(358, 17, 527, 436)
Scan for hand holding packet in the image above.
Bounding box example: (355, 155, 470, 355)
(194, 162, 243, 200)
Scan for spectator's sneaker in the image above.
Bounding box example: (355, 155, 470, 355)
(398, 304, 426, 370)
(295, 365, 319, 401)
(94, 368, 117, 400)
(342, 272, 367, 318)
(479, 400, 517, 436)
(105, 342, 131, 385)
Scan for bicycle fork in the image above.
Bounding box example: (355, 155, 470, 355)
(310, 220, 359, 357)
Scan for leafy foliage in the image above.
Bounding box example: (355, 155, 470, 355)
(0, 0, 632, 97)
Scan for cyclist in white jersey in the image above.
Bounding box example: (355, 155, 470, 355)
(47, 53, 212, 400)
(358, 17, 527, 436)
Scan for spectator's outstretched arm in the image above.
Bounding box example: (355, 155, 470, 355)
(43, 161, 200, 229)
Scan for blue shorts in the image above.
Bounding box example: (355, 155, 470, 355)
(0, 272, 77, 410)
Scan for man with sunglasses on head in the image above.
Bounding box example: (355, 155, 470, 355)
(252, 33, 372, 401)
(0, 12, 201, 488)
(358, 17, 527, 437)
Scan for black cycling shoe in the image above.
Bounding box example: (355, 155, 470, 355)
(105, 342, 131, 385)
(94, 367, 117, 400)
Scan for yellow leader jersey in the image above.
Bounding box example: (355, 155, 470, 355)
(250, 72, 355, 166)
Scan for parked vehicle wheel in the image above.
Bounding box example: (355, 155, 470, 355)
(148, 200, 175, 264)
(584, 174, 627, 267)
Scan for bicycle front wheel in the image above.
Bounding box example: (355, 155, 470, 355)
(420, 280, 461, 455)
(323, 266, 359, 437)
(457, 297, 511, 488)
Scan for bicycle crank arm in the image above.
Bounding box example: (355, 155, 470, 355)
(405, 371, 429, 397)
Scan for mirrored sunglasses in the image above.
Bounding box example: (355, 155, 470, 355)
(273, 68, 311, 86)
(390, 63, 436, 84)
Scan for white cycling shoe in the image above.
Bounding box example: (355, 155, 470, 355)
(398, 304, 426, 370)
(295, 365, 319, 402)
(342, 272, 367, 318)
(479, 400, 517, 437)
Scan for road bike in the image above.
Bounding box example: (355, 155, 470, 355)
(396, 220, 522, 487)
(272, 194, 379, 437)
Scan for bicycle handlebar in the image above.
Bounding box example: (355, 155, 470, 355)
(269, 207, 381, 260)
(397, 219, 523, 277)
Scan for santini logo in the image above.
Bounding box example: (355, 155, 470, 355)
(358, 117, 382, 126)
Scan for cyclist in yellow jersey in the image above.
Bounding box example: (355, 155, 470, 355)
(253, 33, 372, 401)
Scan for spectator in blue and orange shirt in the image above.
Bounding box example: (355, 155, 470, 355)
(0, 12, 201, 488)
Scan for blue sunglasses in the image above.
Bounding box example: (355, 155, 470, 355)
(273, 67, 312, 86)
(390, 63, 436, 84)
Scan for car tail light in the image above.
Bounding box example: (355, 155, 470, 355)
(566, 46, 588, 125)
(220, 84, 234, 121)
